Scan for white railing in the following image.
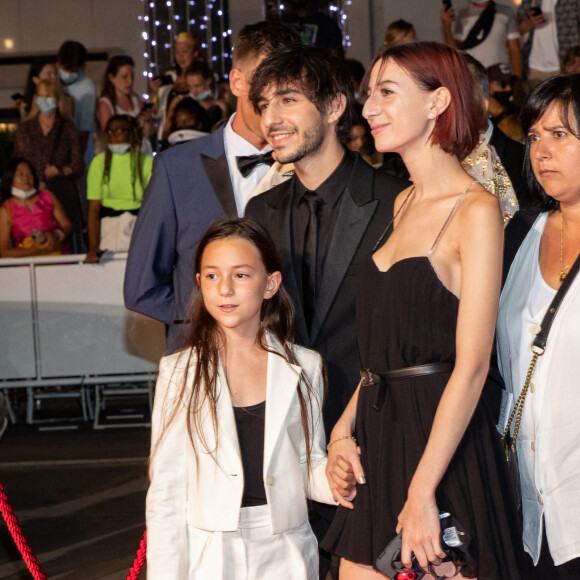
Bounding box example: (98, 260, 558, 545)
(0, 252, 165, 388)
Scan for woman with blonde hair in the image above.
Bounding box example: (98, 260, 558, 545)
(14, 78, 84, 184)
(383, 19, 416, 50)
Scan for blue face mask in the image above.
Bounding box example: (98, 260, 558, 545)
(58, 68, 79, 84)
(189, 89, 211, 102)
(36, 97, 57, 114)
(108, 143, 130, 155)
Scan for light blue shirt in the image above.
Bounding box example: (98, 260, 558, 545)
(64, 73, 96, 166)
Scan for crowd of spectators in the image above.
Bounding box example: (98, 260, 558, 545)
(0, 1, 578, 265)
(1, 3, 580, 577)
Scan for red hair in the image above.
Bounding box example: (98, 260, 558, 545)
(363, 42, 480, 160)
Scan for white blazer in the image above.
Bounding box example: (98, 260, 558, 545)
(146, 335, 334, 578)
(497, 213, 580, 566)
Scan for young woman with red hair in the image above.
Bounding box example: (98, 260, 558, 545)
(322, 42, 528, 579)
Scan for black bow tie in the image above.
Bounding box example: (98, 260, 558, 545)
(236, 152, 275, 177)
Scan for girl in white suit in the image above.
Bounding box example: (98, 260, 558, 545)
(146, 218, 347, 579)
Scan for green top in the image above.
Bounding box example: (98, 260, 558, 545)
(87, 151, 153, 211)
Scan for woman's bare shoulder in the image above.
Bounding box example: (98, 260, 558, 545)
(393, 185, 415, 213)
(459, 183, 502, 222)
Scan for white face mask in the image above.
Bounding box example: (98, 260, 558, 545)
(12, 187, 37, 199)
(108, 143, 130, 155)
(58, 68, 79, 84)
(36, 96, 57, 114)
(189, 89, 211, 102)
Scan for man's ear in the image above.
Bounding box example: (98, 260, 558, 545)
(326, 93, 347, 126)
(229, 68, 246, 98)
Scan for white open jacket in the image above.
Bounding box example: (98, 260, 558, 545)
(146, 335, 334, 577)
(497, 213, 580, 566)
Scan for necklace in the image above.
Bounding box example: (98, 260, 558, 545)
(559, 212, 580, 282)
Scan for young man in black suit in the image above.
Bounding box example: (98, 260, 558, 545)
(245, 45, 407, 574)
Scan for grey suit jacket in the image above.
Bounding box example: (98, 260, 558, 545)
(124, 127, 292, 353)
(124, 128, 236, 352)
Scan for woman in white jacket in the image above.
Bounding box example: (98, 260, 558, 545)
(146, 218, 349, 579)
(497, 74, 580, 579)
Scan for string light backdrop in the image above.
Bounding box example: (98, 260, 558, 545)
(137, 0, 353, 99)
(138, 0, 232, 99)
(266, 1, 352, 49)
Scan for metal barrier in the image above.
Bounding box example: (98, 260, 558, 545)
(0, 252, 165, 427)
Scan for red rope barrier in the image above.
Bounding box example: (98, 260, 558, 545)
(0, 481, 47, 580)
(127, 528, 147, 579)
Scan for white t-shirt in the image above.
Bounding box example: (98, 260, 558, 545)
(529, 0, 560, 72)
(99, 94, 141, 117)
(99, 94, 152, 154)
(455, 2, 520, 69)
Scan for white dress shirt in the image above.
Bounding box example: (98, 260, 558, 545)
(223, 114, 272, 216)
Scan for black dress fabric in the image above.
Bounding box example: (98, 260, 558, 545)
(321, 256, 528, 579)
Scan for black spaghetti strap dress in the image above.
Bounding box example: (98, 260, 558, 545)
(322, 195, 528, 579)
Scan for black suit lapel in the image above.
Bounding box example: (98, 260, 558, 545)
(263, 183, 309, 345)
(201, 153, 238, 217)
(309, 188, 378, 344)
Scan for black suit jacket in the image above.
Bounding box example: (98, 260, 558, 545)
(490, 124, 532, 209)
(246, 153, 408, 434)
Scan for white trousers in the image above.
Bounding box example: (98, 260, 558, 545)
(186, 505, 319, 579)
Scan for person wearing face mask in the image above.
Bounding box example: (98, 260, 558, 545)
(163, 96, 211, 150)
(149, 32, 204, 143)
(15, 58, 75, 121)
(97, 55, 154, 154)
(184, 61, 229, 125)
(85, 115, 152, 263)
(160, 60, 227, 141)
(57, 40, 97, 166)
(487, 63, 516, 122)
(0, 158, 72, 258)
(13, 78, 84, 184)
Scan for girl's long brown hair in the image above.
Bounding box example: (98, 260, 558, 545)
(153, 218, 323, 478)
(103, 115, 144, 200)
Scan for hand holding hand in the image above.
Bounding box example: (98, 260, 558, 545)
(325, 437, 365, 509)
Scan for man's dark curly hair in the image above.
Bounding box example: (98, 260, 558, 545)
(249, 45, 355, 146)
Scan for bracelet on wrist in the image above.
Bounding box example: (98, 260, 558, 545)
(326, 435, 356, 450)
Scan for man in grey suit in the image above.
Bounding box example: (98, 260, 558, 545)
(245, 45, 407, 574)
(124, 22, 299, 353)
